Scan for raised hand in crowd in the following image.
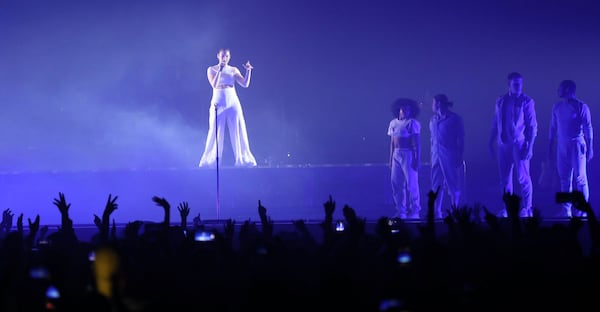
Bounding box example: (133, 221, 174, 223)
(53, 192, 74, 233)
(427, 187, 440, 218)
(93, 214, 102, 229)
(17, 213, 23, 233)
(1, 208, 14, 234)
(324, 195, 335, 223)
(451, 206, 474, 227)
(420, 187, 440, 239)
(102, 194, 118, 220)
(258, 200, 273, 238)
(502, 191, 520, 216)
(320, 195, 337, 242)
(152, 196, 171, 226)
(28, 214, 40, 234)
(99, 194, 118, 242)
(177, 201, 190, 228)
(502, 191, 523, 237)
(26, 214, 40, 250)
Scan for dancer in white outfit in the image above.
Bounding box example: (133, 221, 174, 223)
(489, 72, 538, 218)
(549, 80, 594, 217)
(199, 48, 257, 168)
(429, 94, 465, 219)
(388, 98, 422, 219)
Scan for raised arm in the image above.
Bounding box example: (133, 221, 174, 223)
(235, 61, 253, 88)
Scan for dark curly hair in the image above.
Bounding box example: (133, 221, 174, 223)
(391, 97, 420, 118)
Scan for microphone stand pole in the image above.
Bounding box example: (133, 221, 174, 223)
(214, 103, 220, 221)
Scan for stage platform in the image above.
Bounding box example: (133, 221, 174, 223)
(0, 164, 397, 226)
(0, 163, 585, 227)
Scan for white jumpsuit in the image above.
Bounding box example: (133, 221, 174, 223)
(199, 66, 257, 167)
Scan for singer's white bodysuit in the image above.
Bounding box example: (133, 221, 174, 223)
(199, 66, 257, 167)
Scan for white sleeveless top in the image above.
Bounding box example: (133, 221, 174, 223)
(208, 66, 236, 86)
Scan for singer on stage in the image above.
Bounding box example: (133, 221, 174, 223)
(199, 48, 257, 168)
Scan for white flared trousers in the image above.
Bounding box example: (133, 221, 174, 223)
(199, 88, 257, 167)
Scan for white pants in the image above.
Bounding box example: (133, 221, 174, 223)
(431, 159, 463, 217)
(557, 139, 589, 216)
(391, 149, 421, 215)
(199, 88, 257, 167)
(497, 141, 532, 212)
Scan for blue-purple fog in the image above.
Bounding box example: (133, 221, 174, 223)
(1, 0, 599, 224)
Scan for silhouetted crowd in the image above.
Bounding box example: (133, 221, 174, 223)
(1, 190, 599, 311)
